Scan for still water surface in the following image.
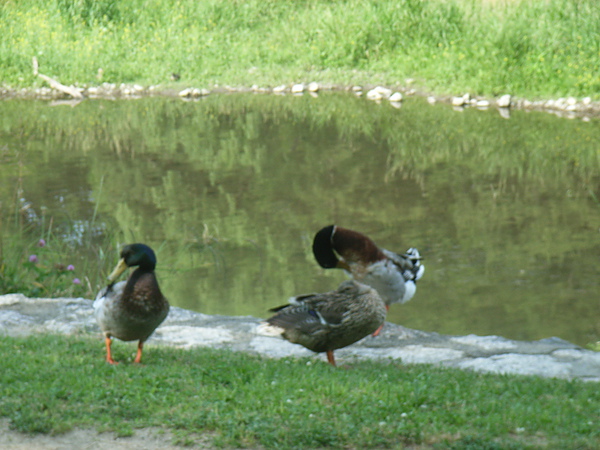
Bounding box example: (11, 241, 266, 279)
(1, 94, 598, 346)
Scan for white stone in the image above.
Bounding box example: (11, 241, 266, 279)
(476, 100, 490, 108)
(582, 97, 592, 106)
(189, 88, 210, 97)
(291, 84, 304, 94)
(452, 96, 466, 106)
(450, 334, 517, 351)
(307, 82, 319, 92)
(389, 92, 403, 102)
(373, 86, 392, 98)
(178, 88, 192, 97)
(351, 85, 362, 92)
(552, 349, 584, 361)
(566, 96, 577, 106)
(497, 94, 512, 108)
(427, 96, 436, 104)
(0, 294, 25, 306)
(43, 319, 92, 335)
(272, 85, 286, 94)
(345, 345, 465, 364)
(556, 98, 568, 110)
(157, 325, 233, 348)
(366, 89, 383, 101)
(0, 310, 35, 330)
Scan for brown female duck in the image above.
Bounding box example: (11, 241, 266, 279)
(261, 280, 386, 366)
(94, 243, 169, 364)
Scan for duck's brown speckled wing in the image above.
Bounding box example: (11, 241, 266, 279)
(266, 281, 385, 354)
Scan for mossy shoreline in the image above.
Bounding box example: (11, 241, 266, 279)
(3, 81, 600, 121)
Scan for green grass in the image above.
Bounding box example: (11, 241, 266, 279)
(1, 334, 598, 449)
(1, 0, 599, 98)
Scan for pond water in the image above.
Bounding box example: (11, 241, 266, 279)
(1, 94, 598, 346)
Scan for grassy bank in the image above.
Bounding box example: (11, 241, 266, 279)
(1, 334, 598, 449)
(1, 0, 599, 99)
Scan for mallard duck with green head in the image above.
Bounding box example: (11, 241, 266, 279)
(94, 243, 170, 364)
(260, 280, 386, 366)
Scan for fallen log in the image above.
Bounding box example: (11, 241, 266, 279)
(32, 57, 84, 99)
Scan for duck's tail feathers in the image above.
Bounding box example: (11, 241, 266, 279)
(256, 322, 286, 337)
(403, 248, 425, 281)
(268, 304, 289, 313)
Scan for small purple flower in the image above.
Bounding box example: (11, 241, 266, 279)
(28, 254, 38, 263)
(67, 264, 75, 271)
(73, 278, 81, 285)
(37, 239, 46, 247)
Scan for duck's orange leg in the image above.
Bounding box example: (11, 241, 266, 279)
(134, 341, 144, 364)
(105, 336, 118, 365)
(326, 350, 336, 366)
(371, 305, 390, 337)
(372, 324, 384, 337)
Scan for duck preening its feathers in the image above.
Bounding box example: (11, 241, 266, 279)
(313, 225, 424, 306)
(260, 280, 386, 366)
(312, 225, 424, 336)
(94, 243, 169, 364)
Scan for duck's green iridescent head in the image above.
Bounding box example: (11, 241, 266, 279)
(107, 243, 157, 283)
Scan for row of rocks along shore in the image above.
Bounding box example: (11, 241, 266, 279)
(1, 80, 599, 121)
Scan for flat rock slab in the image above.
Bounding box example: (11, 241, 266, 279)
(1, 294, 599, 382)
